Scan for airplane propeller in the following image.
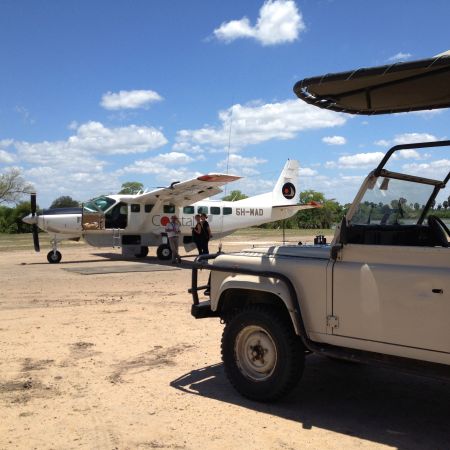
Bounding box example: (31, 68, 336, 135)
(30, 192, 40, 252)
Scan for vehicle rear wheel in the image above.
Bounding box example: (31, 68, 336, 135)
(47, 250, 62, 264)
(156, 244, 172, 260)
(135, 246, 149, 258)
(221, 304, 304, 402)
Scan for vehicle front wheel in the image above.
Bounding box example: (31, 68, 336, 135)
(47, 250, 62, 264)
(156, 244, 172, 260)
(221, 304, 304, 402)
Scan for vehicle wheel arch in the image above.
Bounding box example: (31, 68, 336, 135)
(217, 287, 300, 335)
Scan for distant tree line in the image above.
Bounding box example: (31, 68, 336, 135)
(3, 173, 450, 234)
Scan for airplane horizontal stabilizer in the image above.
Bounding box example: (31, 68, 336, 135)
(273, 201, 322, 210)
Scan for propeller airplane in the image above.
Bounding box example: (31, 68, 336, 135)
(22, 159, 319, 263)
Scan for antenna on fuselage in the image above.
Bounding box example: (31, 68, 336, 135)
(218, 105, 234, 251)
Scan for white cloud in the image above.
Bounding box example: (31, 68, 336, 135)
(0, 140, 16, 163)
(100, 89, 163, 110)
(336, 152, 385, 169)
(217, 154, 267, 169)
(175, 99, 346, 152)
(11, 121, 168, 206)
(14, 105, 35, 124)
(375, 133, 440, 147)
(0, 150, 15, 163)
(322, 135, 346, 146)
(213, 0, 305, 46)
(299, 167, 317, 176)
(394, 149, 421, 159)
(16, 121, 167, 160)
(402, 159, 450, 180)
(121, 152, 195, 175)
(387, 52, 412, 62)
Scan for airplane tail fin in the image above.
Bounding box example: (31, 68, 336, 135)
(271, 159, 300, 206)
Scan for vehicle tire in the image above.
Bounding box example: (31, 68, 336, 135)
(47, 250, 62, 264)
(156, 244, 172, 260)
(135, 246, 149, 258)
(221, 304, 304, 402)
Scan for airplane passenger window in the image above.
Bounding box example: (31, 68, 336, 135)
(211, 207, 220, 215)
(131, 204, 140, 213)
(145, 204, 153, 213)
(164, 205, 175, 213)
(197, 206, 208, 214)
(223, 207, 232, 215)
(183, 206, 194, 214)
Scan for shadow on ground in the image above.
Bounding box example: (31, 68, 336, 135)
(171, 355, 450, 449)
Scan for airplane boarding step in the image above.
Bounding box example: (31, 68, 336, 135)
(112, 228, 121, 248)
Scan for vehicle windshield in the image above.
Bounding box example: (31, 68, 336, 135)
(350, 177, 435, 226)
(84, 196, 116, 213)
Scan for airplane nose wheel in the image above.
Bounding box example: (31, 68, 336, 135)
(156, 244, 172, 260)
(47, 250, 62, 264)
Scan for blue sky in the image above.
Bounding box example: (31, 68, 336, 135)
(1, 0, 449, 207)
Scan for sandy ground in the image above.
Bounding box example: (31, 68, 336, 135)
(1, 237, 450, 450)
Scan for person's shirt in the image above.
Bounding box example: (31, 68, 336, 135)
(192, 223, 202, 240)
(165, 221, 180, 237)
(202, 220, 211, 239)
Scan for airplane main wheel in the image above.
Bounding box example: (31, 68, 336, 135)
(47, 250, 62, 264)
(135, 246, 149, 258)
(157, 244, 172, 260)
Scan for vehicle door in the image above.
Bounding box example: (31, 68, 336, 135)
(332, 243, 450, 354)
(331, 177, 450, 355)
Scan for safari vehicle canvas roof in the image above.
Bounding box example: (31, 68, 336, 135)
(294, 52, 450, 115)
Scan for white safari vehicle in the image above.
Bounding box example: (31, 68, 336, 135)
(189, 54, 450, 401)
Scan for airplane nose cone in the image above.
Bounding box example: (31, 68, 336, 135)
(22, 213, 36, 225)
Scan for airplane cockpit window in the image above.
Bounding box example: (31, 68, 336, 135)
(84, 196, 116, 213)
(145, 204, 154, 213)
(223, 207, 232, 215)
(131, 204, 140, 213)
(197, 206, 208, 214)
(163, 205, 175, 214)
(183, 206, 194, 214)
(211, 207, 220, 215)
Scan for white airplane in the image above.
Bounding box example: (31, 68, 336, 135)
(23, 160, 319, 263)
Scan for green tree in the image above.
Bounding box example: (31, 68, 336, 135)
(50, 196, 80, 209)
(0, 168, 34, 205)
(298, 191, 344, 229)
(0, 201, 36, 233)
(222, 190, 248, 201)
(119, 181, 144, 195)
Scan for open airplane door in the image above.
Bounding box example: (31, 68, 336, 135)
(81, 205, 105, 231)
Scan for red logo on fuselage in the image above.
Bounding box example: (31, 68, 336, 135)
(160, 216, 170, 226)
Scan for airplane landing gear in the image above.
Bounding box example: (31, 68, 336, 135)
(47, 250, 62, 264)
(47, 239, 62, 264)
(157, 244, 172, 260)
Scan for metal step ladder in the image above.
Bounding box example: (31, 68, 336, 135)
(112, 228, 121, 248)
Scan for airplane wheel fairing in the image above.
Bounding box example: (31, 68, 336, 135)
(135, 246, 149, 258)
(47, 250, 62, 264)
(157, 244, 172, 260)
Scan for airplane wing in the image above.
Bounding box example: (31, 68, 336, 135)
(129, 174, 241, 205)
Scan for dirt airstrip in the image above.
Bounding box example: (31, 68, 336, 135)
(1, 236, 450, 449)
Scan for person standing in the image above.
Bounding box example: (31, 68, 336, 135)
(165, 215, 181, 263)
(192, 214, 205, 255)
(201, 213, 212, 254)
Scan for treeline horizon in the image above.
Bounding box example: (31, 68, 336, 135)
(3, 189, 450, 234)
